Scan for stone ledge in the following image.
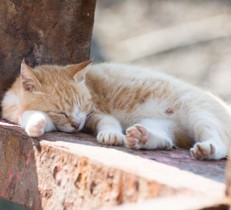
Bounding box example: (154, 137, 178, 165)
(0, 121, 228, 210)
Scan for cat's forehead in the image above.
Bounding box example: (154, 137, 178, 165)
(32, 65, 90, 111)
(33, 66, 79, 94)
(34, 65, 70, 83)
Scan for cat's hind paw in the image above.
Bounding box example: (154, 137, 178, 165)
(124, 124, 148, 149)
(190, 142, 216, 160)
(25, 114, 46, 137)
(97, 130, 124, 146)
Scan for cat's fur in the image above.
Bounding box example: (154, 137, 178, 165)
(2, 61, 231, 160)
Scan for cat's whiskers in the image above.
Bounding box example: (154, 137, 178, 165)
(86, 111, 94, 119)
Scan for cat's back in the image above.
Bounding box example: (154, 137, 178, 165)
(85, 63, 190, 114)
(86, 63, 231, 114)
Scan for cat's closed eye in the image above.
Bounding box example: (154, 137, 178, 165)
(48, 111, 68, 118)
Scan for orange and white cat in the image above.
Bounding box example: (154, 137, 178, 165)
(2, 60, 231, 160)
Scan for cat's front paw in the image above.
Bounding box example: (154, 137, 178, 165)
(97, 130, 124, 146)
(190, 141, 227, 160)
(124, 124, 148, 149)
(25, 115, 46, 137)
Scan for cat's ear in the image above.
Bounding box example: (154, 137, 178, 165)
(66, 60, 92, 83)
(20, 60, 42, 92)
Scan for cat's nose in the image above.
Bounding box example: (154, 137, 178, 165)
(71, 122, 80, 130)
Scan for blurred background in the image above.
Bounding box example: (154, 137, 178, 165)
(91, 0, 231, 102)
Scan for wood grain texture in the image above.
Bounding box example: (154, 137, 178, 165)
(0, 121, 226, 210)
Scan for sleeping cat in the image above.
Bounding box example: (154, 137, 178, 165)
(2, 60, 231, 160)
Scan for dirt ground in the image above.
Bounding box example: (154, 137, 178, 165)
(91, 0, 231, 101)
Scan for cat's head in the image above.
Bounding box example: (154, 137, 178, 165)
(19, 60, 92, 133)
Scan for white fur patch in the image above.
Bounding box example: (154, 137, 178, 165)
(2, 92, 19, 107)
(72, 105, 87, 131)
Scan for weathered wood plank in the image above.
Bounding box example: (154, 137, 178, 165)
(102, 195, 229, 210)
(0, 121, 227, 210)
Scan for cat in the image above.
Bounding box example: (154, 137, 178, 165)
(2, 60, 231, 160)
